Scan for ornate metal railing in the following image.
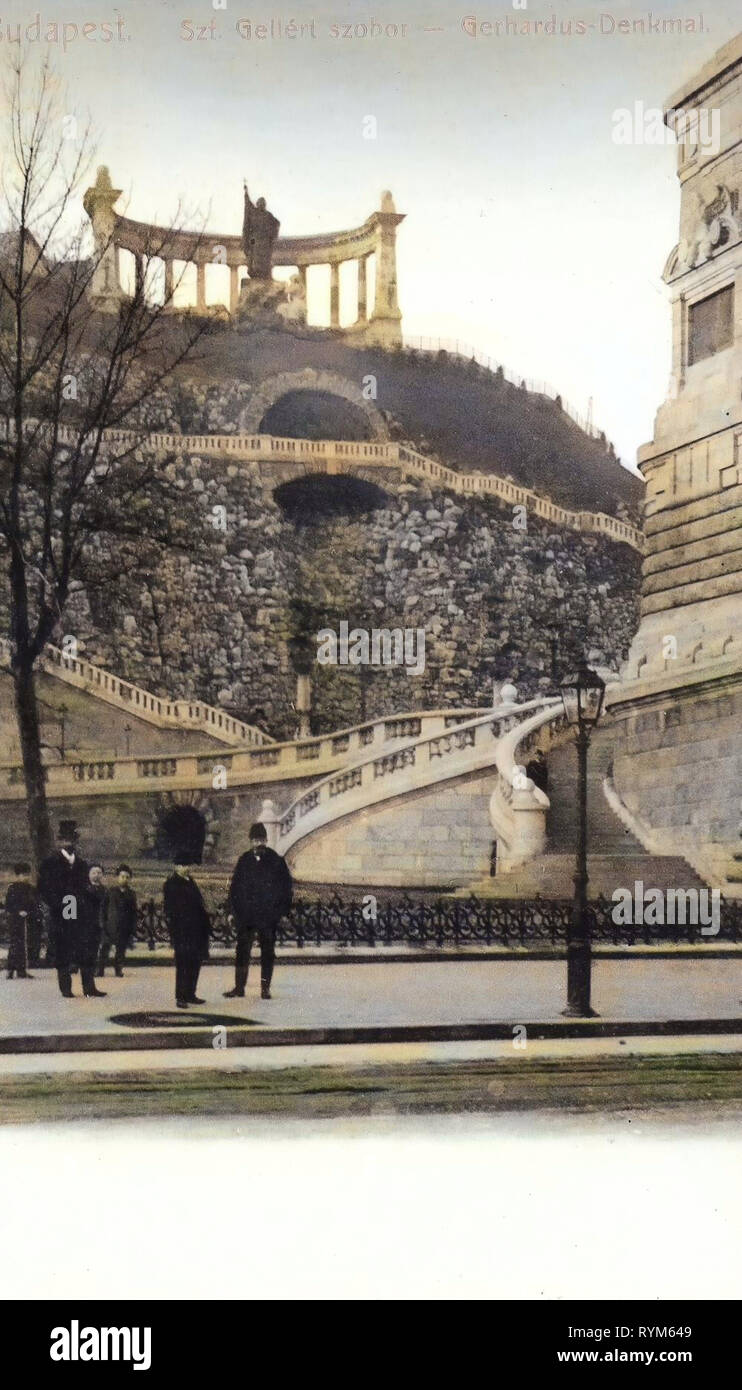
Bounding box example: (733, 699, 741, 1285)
(4, 895, 739, 952)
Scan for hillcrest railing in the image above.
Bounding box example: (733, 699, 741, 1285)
(0, 418, 643, 551)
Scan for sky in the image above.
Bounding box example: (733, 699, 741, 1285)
(3, 0, 741, 467)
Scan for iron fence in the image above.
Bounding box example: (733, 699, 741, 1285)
(132, 893, 741, 950)
(2, 894, 740, 952)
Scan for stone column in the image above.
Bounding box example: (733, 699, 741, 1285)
(369, 191, 404, 347)
(229, 263, 240, 313)
(196, 260, 206, 313)
(330, 262, 340, 328)
(135, 254, 145, 300)
(82, 165, 125, 311)
(296, 672, 312, 740)
(164, 259, 175, 304)
(357, 255, 368, 322)
(374, 218, 399, 317)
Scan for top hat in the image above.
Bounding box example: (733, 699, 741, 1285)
(173, 851, 192, 866)
(58, 819, 79, 840)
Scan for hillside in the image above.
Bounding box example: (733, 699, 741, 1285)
(185, 323, 642, 519)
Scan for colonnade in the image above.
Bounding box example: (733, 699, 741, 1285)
(83, 167, 404, 342)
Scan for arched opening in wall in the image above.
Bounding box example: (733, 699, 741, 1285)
(274, 473, 389, 522)
(156, 805, 207, 864)
(259, 390, 374, 441)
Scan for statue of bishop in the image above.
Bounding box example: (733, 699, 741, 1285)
(242, 182, 280, 281)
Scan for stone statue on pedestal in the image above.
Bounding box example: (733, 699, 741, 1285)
(242, 182, 280, 280)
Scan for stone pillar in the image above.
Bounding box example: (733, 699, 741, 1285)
(229, 263, 240, 313)
(258, 798, 280, 850)
(296, 672, 312, 740)
(330, 262, 340, 328)
(196, 260, 206, 313)
(357, 255, 368, 322)
(164, 259, 175, 304)
(135, 254, 145, 300)
(368, 191, 404, 347)
(82, 165, 125, 311)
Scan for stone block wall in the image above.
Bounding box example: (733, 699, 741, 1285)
(287, 773, 495, 887)
(611, 676, 742, 855)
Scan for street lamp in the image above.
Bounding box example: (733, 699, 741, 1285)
(559, 660, 606, 1017)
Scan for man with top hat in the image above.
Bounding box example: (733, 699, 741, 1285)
(38, 819, 101, 998)
(224, 822, 293, 1001)
(163, 853, 211, 1009)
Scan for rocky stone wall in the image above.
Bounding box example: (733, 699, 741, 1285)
(36, 448, 640, 742)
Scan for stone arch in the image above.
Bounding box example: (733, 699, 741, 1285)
(240, 369, 388, 440)
(141, 791, 221, 864)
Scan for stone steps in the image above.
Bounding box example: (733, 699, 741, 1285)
(481, 852, 706, 899)
(482, 724, 703, 898)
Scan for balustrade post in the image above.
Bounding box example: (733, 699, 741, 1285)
(258, 797, 279, 849)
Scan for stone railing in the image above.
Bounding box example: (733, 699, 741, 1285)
(0, 638, 272, 748)
(7, 418, 643, 552)
(0, 702, 487, 799)
(489, 700, 568, 875)
(272, 699, 552, 856)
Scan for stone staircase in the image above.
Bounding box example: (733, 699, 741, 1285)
(484, 725, 704, 898)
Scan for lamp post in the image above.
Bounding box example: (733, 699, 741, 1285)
(559, 660, 606, 1018)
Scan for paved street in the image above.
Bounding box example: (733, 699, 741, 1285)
(1, 956, 741, 1039)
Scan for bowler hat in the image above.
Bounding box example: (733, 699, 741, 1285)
(249, 823, 267, 841)
(58, 819, 78, 840)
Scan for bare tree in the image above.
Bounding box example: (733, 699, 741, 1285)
(0, 56, 212, 863)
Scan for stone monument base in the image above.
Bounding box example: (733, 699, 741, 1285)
(607, 660, 742, 898)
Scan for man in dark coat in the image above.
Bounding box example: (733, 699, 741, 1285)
(38, 820, 91, 998)
(163, 854, 211, 1009)
(4, 862, 41, 979)
(224, 822, 293, 1001)
(98, 864, 137, 977)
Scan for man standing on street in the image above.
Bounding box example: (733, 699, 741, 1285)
(98, 864, 137, 977)
(38, 820, 90, 999)
(224, 822, 293, 1001)
(163, 854, 211, 1009)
